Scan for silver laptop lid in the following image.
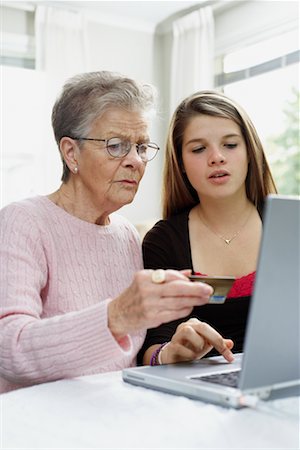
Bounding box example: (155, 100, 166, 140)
(239, 195, 300, 391)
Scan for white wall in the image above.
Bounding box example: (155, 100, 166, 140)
(214, 0, 298, 55)
(1, 66, 52, 206)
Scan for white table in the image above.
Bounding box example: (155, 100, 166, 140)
(1, 370, 299, 449)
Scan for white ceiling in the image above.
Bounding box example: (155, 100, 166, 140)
(29, 1, 205, 27)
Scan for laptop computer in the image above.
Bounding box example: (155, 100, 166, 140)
(123, 195, 300, 408)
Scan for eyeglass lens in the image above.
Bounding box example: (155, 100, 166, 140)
(106, 138, 158, 162)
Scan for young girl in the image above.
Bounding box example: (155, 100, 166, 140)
(139, 90, 277, 366)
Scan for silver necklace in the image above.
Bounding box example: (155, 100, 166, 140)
(198, 207, 252, 245)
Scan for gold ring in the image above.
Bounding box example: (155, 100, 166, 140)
(151, 269, 166, 284)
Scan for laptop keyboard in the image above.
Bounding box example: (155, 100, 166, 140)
(194, 370, 241, 388)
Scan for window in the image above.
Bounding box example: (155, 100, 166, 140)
(215, 29, 300, 195)
(0, 4, 35, 69)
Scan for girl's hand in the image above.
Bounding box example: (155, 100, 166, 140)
(160, 317, 234, 364)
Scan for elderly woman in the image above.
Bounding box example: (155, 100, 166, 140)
(0, 72, 234, 393)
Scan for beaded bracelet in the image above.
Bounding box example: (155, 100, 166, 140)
(158, 342, 169, 365)
(150, 342, 168, 366)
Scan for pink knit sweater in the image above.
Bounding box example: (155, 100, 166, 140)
(0, 196, 145, 393)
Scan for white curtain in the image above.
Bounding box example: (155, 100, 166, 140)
(35, 5, 88, 79)
(170, 6, 215, 113)
(34, 5, 89, 194)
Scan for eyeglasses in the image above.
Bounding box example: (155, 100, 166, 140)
(69, 136, 159, 162)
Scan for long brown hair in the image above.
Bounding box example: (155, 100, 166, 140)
(162, 90, 277, 219)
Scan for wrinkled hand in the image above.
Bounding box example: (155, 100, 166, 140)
(160, 318, 234, 363)
(108, 270, 213, 340)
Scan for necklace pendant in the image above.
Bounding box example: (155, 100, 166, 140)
(224, 239, 231, 245)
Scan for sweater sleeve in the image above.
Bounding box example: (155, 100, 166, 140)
(0, 204, 141, 389)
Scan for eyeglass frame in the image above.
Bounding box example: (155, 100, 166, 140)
(67, 136, 159, 162)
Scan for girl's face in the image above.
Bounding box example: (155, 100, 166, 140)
(181, 114, 249, 201)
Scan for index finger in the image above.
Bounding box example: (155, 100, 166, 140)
(192, 321, 235, 362)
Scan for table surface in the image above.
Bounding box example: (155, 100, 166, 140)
(1, 370, 299, 449)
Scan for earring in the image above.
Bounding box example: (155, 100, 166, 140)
(73, 166, 78, 174)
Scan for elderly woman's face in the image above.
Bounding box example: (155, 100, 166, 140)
(72, 108, 149, 212)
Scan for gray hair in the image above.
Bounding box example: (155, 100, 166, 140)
(51, 71, 157, 182)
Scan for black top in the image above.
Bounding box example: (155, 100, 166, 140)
(137, 209, 251, 364)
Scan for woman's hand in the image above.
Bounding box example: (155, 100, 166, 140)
(162, 318, 234, 363)
(145, 318, 234, 365)
(107, 270, 213, 340)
